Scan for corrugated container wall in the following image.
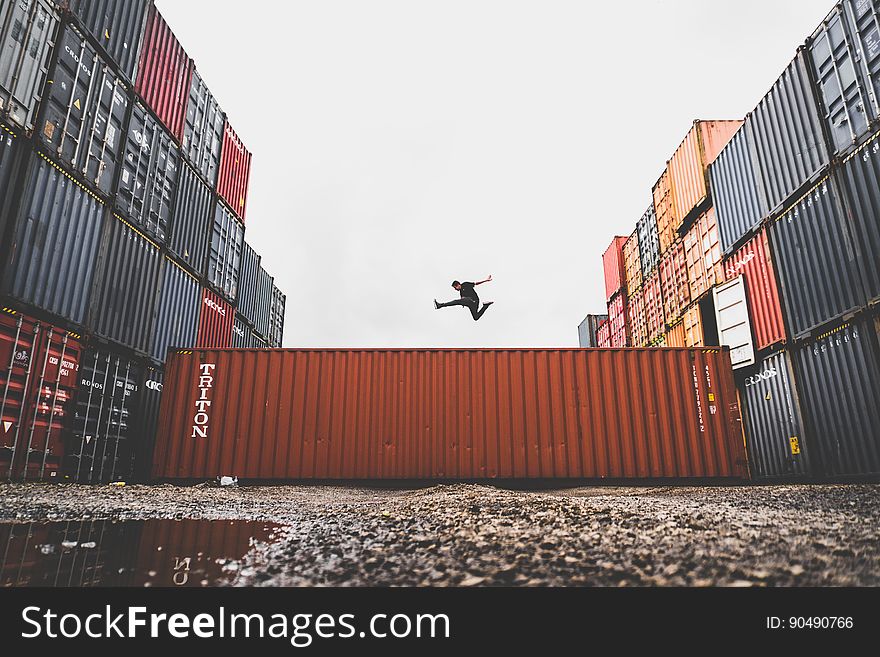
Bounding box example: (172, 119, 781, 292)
(182, 70, 224, 187)
(38, 22, 128, 196)
(150, 257, 199, 362)
(236, 241, 260, 325)
(0, 0, 59, 132)
(637, 204, 659, 276)
(795, 319, 880, 477)
(747, 50, 830, 214)
(217, 121, 251, 222)
(709, 124, 768, 254)
(252, 266, 273, 340)
(153, 348, 748, 481)
(231, 314, 268, 349)
(723, 228, 786, 351)
(808, 3, 875, 156)
(683, 207, 723, 301)
(668, 120, 742, 226)
(845, 0, 880, 130)
(623, 230, 641, 294)
(683, 305, 704, 347)
(608, 293, 629, 347)
(67, 0, 150, 83)
(601, 236, 627, 301)
(837, 133, 880, 304)
(135, 365, 163, 481)
(89, 215, 161, 354)
(653, 167, 678, 254)
(134, 7, 192, 141)
(665, 321, 686, 347)
(0, 124, 24, 237)
(195, 287, 232, 349)
(643, 270, 665, 343)
(115, 101, 179, 243)
(577, 314, 608, 348)
(0, 310, 81, 482)
(628, 288, 647, 347)
(168, 161, 211, 275)
(2, 154, 103, 325)
(659, 240, 690, 324)
(596, 320, 611, 348)
(769, 177, 866, 339)
(268, 284, 285, 348)
(207, 202, 244, 303)
(738, 349, 812, 479)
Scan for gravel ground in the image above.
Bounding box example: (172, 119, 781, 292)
(1, 482, 879, 586)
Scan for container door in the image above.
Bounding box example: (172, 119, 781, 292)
(713, 276, 755, 370)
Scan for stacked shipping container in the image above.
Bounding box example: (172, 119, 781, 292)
(0, 1, 286, 482)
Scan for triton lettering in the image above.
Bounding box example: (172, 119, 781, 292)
(192, 364, 216, 439)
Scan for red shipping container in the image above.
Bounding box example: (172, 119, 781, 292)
(217, 121, 252, 222)
(602, 236, 628, 301)
(683, 207, 723, 301)
(628, 287, 648, 347)
(659, 239, 690, 324)
(723, 228, 786, 351)
(608, 293, 629, 347)
(153, 348, 748, 481)
(135, 7, 193, 142)
(0, 309, 81, 482)
(644, 269, 665, 343)
(195, 289, 233, 349)
(596, 320, 611, 348)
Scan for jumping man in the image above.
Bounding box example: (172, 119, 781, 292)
(434, 275, 494, 321)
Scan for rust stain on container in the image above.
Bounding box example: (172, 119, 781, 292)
(623, 230, 642, 294)
(153, 348, 748, 481)
(683, 207, 723, 301)
(653, 167, 679, 255)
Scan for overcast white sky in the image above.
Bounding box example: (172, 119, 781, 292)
(158, 0, 833, 348)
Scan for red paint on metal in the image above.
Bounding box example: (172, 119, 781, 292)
(659, 239, 690, 324)
(602, 236, 628, 301)
(153, 348, 748, 480)
(607, 293, 629, 347)
(195, 289, 233, 349)
(217, 121, 252, 222)
(135, 6, 193, 141)
(597, 320, 611, 348)
(723, 228, 786, 351)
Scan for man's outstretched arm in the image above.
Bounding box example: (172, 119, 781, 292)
(475, 274, 493, 286)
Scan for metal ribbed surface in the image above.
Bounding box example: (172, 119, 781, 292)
(232, 313, 268, 349)
(217, 120, 251, 222)
(182, 70, 224, 188)
(838, 132, 880, 304)
(90, 215, 161, 354)
(628, 287, 647, 347)
(683, 305, 704, 347)
(268, 284, 285, 348)
(596, 320, 610, 348)
(653, 167, 678, 255)
(3, 154, 104, 326)
(769, 176, 866, 339)
(747, 50, 831, 214)
(738, 349, 811, 479)
(0, 124, 23, 238)
(195, 287, 232, 349)
(795, 318, 880, 477)
(236, 241, 260, 325)
(67, 0, 150, 83)
(153, 348, 748, 481)
(168, 161, 211, 275)
(134, 6, 192, 141)
(683, 207, 722, 301)
(710, 124, 768, 254)
(253, 265, 273, 340)
(207, 201, 244, 303)
(845, 0, 880, 128)
(659, 239, 690, 325)
(608, 293, 628, 347)
(577, 314, 607, 348)
(135, 364, 163, 481)
(38, 21, 128, 196)
(151, 257, 199, 362)
(0, 0, 59, 131)
(665, 321, 686, 347)
(723, 228, 786, 351)
(637, 204, 660, 277)
(623, 229, 641, 294)
(601, 236, 627, 301)
(115, 101, 179, 243)
(643, 269, 665, 343)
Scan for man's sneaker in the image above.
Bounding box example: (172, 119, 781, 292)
(482, 301, 494, 308)
(434, 299, 440, 310)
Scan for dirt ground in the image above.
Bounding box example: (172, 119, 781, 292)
(1, 482, 878, 586)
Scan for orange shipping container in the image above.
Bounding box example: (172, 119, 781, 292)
(628, 287, 648, 347)
(683, 306, 704, 347)
(665, 321, 687, 347)
(653, 167, 678, 254)
(153, 348, 749, 480)
(668, 119, 743, 226)
(659, 239, 690, 324)
(623, 230, 642, 294)
(644, 269, 665, 343)
(683, 207, 723, 301)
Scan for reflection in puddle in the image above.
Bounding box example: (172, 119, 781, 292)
(0, 519, 280, 587)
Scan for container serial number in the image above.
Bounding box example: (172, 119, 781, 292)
(766, 617, 854, 629)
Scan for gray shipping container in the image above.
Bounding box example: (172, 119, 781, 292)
(38, 22, 128, 196)
(232, 313, 267, 349)
(67, 0, 150, 83)
(207, 200, 243, 303)
(150, 256, 199, 362)
(182, 70, 224, 187)
(747, 49, 830, 215)
(795, 317, 880, 477)
(0, 123, 24, 240)
(577, 313, 608, 348)
(253, 265, 273, 339)
(636, 204, 659, 277)
(809, 4, 874, 156)
(738, 349, 812, 479)
(837, 133, 880, 305)
(709, 124, 769, 254)
(236, 240, 272, 336)
(90, 214, 161, 354)
(3, 153, 103, 325)
(115, 101, 179, 243)
(268, 283, 285, 347)
(168, 160, 212, 275)
(0, 0, 59, 131)
(135, 364, 163, 481)
(768, 176, 865, 339)
(841, 0, 880, 133)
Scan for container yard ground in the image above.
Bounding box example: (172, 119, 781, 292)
(1, 482, 878, 587)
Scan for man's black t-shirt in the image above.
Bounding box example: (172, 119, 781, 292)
(459, 282, 478, 301)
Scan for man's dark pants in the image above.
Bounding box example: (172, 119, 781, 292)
(437, 298, 490, 321)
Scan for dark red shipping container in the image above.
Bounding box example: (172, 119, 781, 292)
(216, 121, 252, 222)
(152, 348, 748, 481)
(194, 288, 232, 349)
(134, 6, 193, 142)
(596, 319, 611, 348)
(723, 228, 786, 351)
(601, 236, 627, 302)
(607, 292, 629, 348)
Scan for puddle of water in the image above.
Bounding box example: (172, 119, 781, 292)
(0, 519, 281, 588)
